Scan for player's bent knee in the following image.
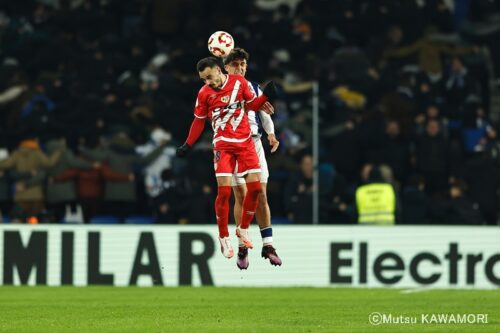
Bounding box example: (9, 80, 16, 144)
(247, 182, 262, 198)
(217, 186, 232, 202)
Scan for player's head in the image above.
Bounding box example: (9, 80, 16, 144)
(224, 48, 249, 77)
(197, 57, 225, 89)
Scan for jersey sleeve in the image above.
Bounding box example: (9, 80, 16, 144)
(241, 78, 257, 102)
(194, 89, 208, 119)
(259, 110, 275, 135)
(255, 83, 263, 97)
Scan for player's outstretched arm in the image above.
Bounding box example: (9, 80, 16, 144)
(176, 117, 205, 157)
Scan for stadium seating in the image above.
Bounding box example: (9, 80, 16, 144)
(271, 217, 292, 224)
(89, 216, 121, 224)
(124, 215, 154, 224)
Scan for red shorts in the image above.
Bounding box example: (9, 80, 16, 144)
(213, 138, 260, 177)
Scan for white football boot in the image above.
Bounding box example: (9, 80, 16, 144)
(218, 236, 234, 259)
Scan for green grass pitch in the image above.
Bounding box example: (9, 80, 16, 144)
(0, 287, 498, 332)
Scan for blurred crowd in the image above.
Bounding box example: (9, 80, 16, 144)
(0, 0, 500, 225)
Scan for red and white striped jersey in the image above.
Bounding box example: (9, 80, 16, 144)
(194, 74, 256, 144)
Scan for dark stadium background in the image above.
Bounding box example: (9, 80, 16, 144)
(0, 2, 499, 333)
(0, 0, 500, 225)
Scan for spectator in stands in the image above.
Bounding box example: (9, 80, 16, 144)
(382, 25, 479, 82)
(377, 120, 410, 183)
(368, 25, 405, 69)
(152, 168, 187, 224)
(415, 104, 449, 139)
(52, 156, 132, 222)
(463, 151, 499, 225)
(355, 165, 397, 225)
(0, 136, 61, 222)
(284, 153, 332, 223)
(461, 103, 497, 154)
(79, 131, 166, 219)
(135, 127, 176, 210)
(45, 137, 99, 222)
(413, 119, 450, 196)
(444, 180, 483, 225)
(380, 72, 419, 139)
(324, 164, 352, 224)
(401, 174, 430, 224)
(0, 147, 12, 219)
(442, 57, 480, 119)
(284, 153, 313, 223)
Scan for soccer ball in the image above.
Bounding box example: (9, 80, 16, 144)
(208, 31, 234, 58)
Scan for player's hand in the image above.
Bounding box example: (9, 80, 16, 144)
(176, 143, 192, 157)
(262, 81, 278, 103)
(268, 133, 280, 153)
(261, 102, 274, 115)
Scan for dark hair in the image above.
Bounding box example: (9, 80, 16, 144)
(223, 47, 250, 65)
(368, 166, 383, 182)
(196, 57, 221, 72)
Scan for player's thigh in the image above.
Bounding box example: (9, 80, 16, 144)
(234, 139, 260, 177)
(214, 148, 236, 178)
(232, 184, 246, 204)
(231, 161, 247, 187)
(245, 172, 261, 183)
(254, 138, 269, 183)
(216, 175, 232, 186)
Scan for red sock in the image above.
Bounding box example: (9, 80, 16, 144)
(215, 186, 231, 238)
(239, 181, 261, 229)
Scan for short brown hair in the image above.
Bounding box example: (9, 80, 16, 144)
(223, 48, 249, 65)
(197, 57, 222, 72)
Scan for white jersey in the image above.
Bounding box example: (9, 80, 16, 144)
(247, 81, 275, 137)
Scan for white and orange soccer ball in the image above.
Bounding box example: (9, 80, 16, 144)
(207, 31, 234, 58)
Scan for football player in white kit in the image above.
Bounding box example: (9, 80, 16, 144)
(223, 48, 282, 269)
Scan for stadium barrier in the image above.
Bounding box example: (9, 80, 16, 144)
(0, 225, 498, 289)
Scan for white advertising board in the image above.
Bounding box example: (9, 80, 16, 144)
(0, 225, 498, 289)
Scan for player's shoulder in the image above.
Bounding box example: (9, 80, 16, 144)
(248, 80, 261, 89)
(198, 84, 212, 97)
(228, 74, 248, 84)
(247, 80, 261, 95)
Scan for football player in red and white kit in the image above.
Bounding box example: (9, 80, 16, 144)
(176, 57, 274, 259)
